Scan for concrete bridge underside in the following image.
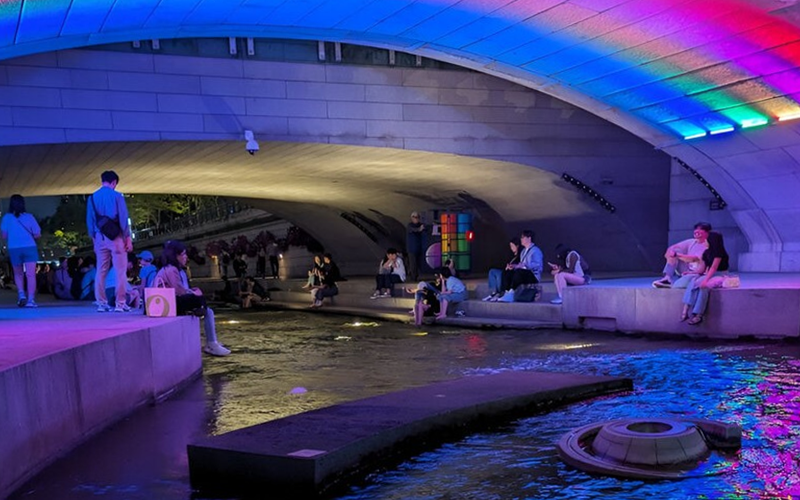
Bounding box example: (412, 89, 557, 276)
(1, 0, 800, 270)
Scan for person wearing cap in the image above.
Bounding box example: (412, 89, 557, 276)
(406, 211, 427, 282)
(137, 250, 157, 288)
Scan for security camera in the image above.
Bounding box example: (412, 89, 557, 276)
(244, 130, 259, 155)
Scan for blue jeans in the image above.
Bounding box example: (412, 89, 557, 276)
(673, 273, 700, 289)
(487, 268, 503, 294)
(683, 283, 710, 316)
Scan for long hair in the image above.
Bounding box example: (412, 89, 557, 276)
(8, 194, 25, 217)
(161, 240, 187, 269)
(554, 243, 572, 266)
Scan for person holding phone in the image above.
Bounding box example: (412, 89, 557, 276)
(549, 244, 591, 305)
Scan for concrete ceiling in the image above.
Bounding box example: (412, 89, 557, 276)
(1, 0, 799, 144)
(0, 140, 590, 221)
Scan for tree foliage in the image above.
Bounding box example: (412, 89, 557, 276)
(127, 194, 219, 228)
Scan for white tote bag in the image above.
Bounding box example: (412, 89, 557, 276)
(145, 283, 177, 317)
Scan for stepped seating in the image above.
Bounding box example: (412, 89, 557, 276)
(220, 276, 565, 329)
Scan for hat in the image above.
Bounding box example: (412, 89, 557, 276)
(137, 250, 154, 261)
(411, 211, 420, 218)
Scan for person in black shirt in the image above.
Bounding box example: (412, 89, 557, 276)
(310, 253, 342, 308)
(681, 231, 730, 325)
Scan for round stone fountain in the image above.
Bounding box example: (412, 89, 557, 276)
(557, 418, 742, 480)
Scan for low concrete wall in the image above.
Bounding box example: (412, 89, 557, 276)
(0, 317, 201, 498)
(563, 286, 800, 339)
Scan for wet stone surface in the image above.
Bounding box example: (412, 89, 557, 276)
(10, 309, 800, 499)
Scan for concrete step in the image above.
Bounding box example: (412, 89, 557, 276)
(270, 291, 416, 309)
(459, 300, 563, 323)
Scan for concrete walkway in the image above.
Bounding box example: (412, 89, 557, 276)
(0, 296, 201, 499)
(187, 371, 632, 497)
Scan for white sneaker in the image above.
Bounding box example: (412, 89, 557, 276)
(380, 292, 392, 298)
(498, 290, 515, 303)
(25, 300, 38, 308)
(481, 294, 496, 301)
(370, 291, 381, 299)
(550, 297, 563, 304)
(97, 303, 113, 312)
(203, 342, 231, 357)
(114, 304, 132, 313)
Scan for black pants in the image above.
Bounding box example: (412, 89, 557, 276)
(257, 257, 266, 277)
(269, 256, 279, 277)
(501, 269, 538, 291)
(376, 274, 402, 291)
(177, 293, 207, 316)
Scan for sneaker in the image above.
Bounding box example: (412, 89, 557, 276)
(652, 278, 672, 289)
(25, 300, 38, 308)
(455, 310, 466, 317)
(203, 342, 231, 357)
(481, 293, 496, 302)
(370, 291, 381, 299)
(498, 290, 515, 303)
(550, 297, 563, 305)
(97, 303, 113, 312)
(380, 292, 392, 298)
(114, 304, 132, 313)
(17, 296, 26, 307)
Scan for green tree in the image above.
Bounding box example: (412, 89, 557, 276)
(39, 196, 91, 255)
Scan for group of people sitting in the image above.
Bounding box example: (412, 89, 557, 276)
(652, 221, 731, 325)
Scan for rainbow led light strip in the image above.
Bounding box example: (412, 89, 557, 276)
(0, 0, 799, 141)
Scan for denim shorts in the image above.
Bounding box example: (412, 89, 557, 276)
(9, 246, 39, 266)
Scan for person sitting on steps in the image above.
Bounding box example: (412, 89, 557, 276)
(548, 244, 591, 305)
(371, 248, 406, 298)
(155, 240, 231, 357)
(652, 222, 710, 289)
(681, 231, 730, 326)
(483, 236, 521, 301)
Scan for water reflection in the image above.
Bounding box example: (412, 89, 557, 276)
(11, 310, 800, 500)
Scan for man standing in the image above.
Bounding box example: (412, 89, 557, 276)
(266, 240, 280, 279)
(87, 170, 133, 312)
(652, 222, 711, 289)
(406, 211, 426, 282)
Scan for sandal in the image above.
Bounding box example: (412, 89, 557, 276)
(679, 309, 689, 322)
(687, 315, 703, 325)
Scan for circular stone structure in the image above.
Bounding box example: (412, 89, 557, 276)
(557, 418, 742, 480)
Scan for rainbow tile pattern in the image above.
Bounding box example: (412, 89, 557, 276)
(1, 0, 800, 140)
(439, 212, 472, 271)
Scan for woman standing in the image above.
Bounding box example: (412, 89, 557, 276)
(1, 195, 42, 307)
(681, 231, 730, 325)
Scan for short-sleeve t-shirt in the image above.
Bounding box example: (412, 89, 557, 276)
(1, 213, 40, 248)
(446, 276, 466, 294)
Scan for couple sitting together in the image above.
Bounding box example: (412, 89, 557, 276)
(652, 222, 731, 325)
(482, 230, 591, 304)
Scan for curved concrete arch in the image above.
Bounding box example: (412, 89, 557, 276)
(1, 0, 799, 269)
(0, 48, 675, 271)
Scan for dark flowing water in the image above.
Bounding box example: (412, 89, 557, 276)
(11, 310, 800, 499)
